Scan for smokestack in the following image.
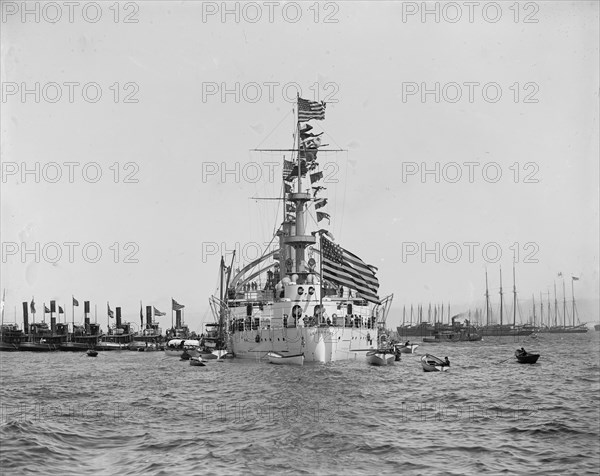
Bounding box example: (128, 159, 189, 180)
(116, 307, 122, 327)
(83, 301, 90, 331)
(50, 300, 56, 313)
(51, 316, 56, 334)
(146, 306, 152, 328)
(175, 309, 182, 328)
(22, 302, 29, 333)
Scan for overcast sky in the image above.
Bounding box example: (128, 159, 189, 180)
(1, 1, 598, 331)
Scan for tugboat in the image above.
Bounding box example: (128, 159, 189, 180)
(210, 97, 393, 363)
(0, 324, 24, 351)
(96, 307, 135, 351)
(129, 306, 163, 351)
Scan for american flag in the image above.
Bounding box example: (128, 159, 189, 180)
(298, 97, 326, 122)
(320, 236, 380, 304)
(172, 298, 185, 311)
(107, 303, 114, 318)
(153, 306, 166, 316)
(283, 159, 294, 177)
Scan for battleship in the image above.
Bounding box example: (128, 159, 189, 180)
(209, 97, 392, 363)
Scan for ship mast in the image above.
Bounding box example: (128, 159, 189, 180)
(539, 291, 544, 327)
(512, 261, 517, 329)
(554, 281, 558, 327)
(485, 269, 490, 327)
(571, 277, 576, 327)
(562, 277, 566, 328)
(546, 290, 551, 328)
(499, 266, 503, 328)
(532, 294, 536, 327)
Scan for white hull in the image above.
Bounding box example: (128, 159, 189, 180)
(421, 354, 449, 372)
(228, 326, 375, 363)
(366, 351, 395, 366)
(396, 344, 419, 354)
(267, 352, 304, 365)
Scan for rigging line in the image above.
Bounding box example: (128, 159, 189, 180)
(272, 177, 284, 238)
(254, 109, 294, 150)
(338, 150, 349, 239)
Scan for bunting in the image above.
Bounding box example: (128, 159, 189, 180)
(310, 172, 323, 184)
(299, 123, 313, 137)
(286, 161, 308, 181)
(317, 212, 331, 223)
(315, 198, 328, 210)
(312, 186, 327, 197)
(301, 136, 322, 149)
(299, 148, 318, 162)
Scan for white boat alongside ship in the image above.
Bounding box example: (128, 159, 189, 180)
(395, 343, 419, 354)
(366, 350, 395, 366)
(267, 351, 304, 366)
(164, 339, 200, 357)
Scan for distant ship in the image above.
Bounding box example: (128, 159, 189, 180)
(538, 276, 588, 334)
(478, 266, 533, 337)
(210, 97, 392, 363)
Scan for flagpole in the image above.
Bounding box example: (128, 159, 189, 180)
(43, 302, 45, 323)
(571, 277, 576, 327)
(72, 295, 74, 332)
(171, 297, 174, 330)
(319, 235, 324, 326)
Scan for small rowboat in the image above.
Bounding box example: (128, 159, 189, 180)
(421, 354, 449, 372)
(515, 349, 540, 364)
(189, 356, 206, 367)
(267, 352, 304, 366)
(366, 350, 396, 366)
(86, 349, 98, 357)
(395, 343, 419, 354)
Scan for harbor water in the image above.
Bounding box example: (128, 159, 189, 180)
(1, 332, 599, 475)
